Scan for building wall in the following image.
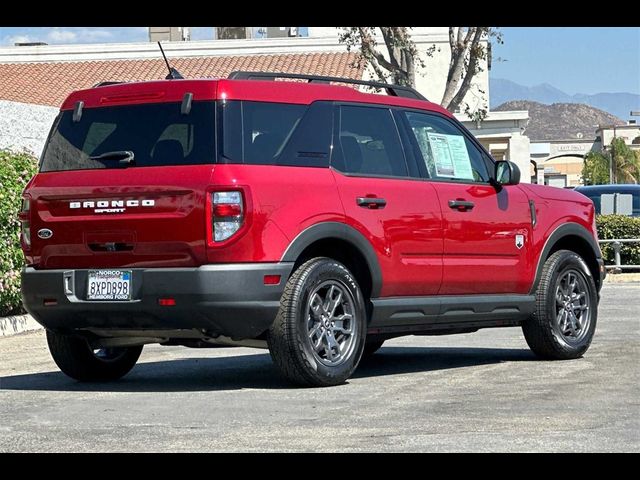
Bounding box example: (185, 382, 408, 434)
(529, 134, 640, 187)
(506, 132, 531, 180)
(0, 100, 58, 156)
(458, 110, 531, 183)
(149, 27, 189, 42)
(598, 125, 640, 148)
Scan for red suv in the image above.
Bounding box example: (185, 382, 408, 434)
(20, 72, 605, 387)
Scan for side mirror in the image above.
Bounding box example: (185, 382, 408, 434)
(494, 160, 521, 186)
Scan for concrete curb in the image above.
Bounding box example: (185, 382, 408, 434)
(604, 273, 640, 284)
(0, 314, 42, 337)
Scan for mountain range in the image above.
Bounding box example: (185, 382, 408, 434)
(490, 78, 639, 120)
(494, 100, 624, 141)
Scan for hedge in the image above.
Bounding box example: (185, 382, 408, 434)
(0, 150, 38, 316)
(596, 214, 640, 268)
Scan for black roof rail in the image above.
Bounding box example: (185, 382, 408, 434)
(227, 71, 428, 101)
(92, 81, 125, 88)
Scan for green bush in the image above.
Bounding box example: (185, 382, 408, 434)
(596, 215, 640, 267)
(0, 150, 38, 316)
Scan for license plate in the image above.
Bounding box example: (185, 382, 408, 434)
(87, 270, 132, 301)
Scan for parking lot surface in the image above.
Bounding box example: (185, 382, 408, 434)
(1, 284, 638, 452)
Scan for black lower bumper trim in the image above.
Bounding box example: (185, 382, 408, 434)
(22, 263, 293, 340)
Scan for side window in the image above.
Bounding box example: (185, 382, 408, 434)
(278, 101, 333, 167)
(220, 100, 307, 165)
(334, 105, 408, 177)
(403, 111, 490, 182)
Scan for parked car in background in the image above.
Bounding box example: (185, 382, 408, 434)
(574, 184, 640, 217)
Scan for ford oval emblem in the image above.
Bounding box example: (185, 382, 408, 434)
(37, 228, 53, 240)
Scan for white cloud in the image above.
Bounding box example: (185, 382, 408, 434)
(78, 29, 112, 41)
(0, 27, 147, 46)
(7, 35, 32, 45)
(47, 29, 77, 42)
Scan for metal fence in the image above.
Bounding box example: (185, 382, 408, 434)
(598, 239, 640, 271)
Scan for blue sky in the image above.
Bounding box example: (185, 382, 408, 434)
(492, 27, 640, 95)
(0, 27, 638, 95)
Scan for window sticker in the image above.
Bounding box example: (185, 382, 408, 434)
(426, 132, 474, 180)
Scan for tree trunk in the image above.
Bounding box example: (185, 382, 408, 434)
(445, 28, 485, 112)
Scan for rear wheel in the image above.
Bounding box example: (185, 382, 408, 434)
(268, 257, 367, 387)
(522, 250, 598, 359)
(47, 330, 143, 381)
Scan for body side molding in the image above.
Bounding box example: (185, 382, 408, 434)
(370, 294, 535, 330)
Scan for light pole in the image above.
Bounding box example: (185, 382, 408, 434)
(610, 124, 616, 185)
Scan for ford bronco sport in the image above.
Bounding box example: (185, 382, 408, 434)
(20, 71, 605, 387)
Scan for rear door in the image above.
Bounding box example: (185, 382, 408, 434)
(332, 104, 443, 297)
(27, 100, 216, 269)
(400, 110, 533, 295)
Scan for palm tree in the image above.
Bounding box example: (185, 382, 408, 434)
(610, 138, 640, 184)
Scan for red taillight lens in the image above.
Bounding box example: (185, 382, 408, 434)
(212, 191, 244, 242)
(158, 298, 176, 306)
(213, 203, 242, 218)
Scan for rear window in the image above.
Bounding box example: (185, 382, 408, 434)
(40, 101, 215, 172)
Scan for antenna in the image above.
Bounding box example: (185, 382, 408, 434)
(157, 41, 184, 80)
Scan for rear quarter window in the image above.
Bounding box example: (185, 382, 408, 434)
(219, 100, 333, 168)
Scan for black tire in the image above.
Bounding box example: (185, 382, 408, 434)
(363, 340, 385, 357)
(46, 330, 143, 382)
(522, 250, 598, 360)
(267, 257, 367, 387)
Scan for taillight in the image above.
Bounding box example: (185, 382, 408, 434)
(21, 222, 31, 248)
(21, 197, 30, 214)
(212, 191, 244, 242)
(20, 196, 31, 249)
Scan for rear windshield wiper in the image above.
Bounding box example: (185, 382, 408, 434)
(90, 150, 135, 165)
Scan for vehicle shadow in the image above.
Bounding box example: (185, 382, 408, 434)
(0, 346, 536, 393)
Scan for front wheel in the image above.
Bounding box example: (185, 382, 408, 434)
(268, 257, 367, 387)
(522, 250, 598, 359)
(47, 330, 143, 381)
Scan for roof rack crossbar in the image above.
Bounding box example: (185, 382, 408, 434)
(227, 71, 428, 101)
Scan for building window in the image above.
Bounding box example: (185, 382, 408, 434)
(216, 27, 247, 40)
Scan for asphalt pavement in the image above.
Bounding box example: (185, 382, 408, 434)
(1, 283, 638, 452)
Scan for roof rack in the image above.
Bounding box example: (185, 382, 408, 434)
(227, 71, 428, 101)
(92, 81, 125, 88)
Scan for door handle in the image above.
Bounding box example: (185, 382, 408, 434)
(357, 197, 387, 209)
(448, 199, 475, 211)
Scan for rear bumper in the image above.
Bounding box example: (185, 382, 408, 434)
(22, 263, 293, 340)
(597, 257, 606, 294)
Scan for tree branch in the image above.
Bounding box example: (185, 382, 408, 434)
(441, 27, 477, 107)
(446, 27, 485, 112)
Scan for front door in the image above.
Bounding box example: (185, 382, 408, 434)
(400, 109, 533, 295)
(332, 104, 443, 297)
